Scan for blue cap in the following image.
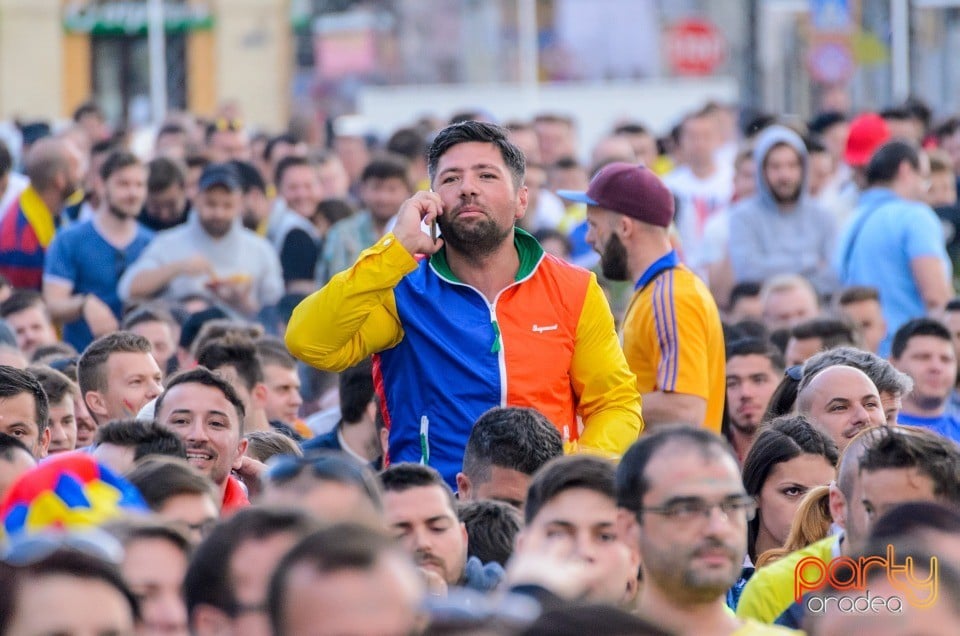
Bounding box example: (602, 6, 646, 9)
(555, 190, 599, 206)
(198, 163, 242, 192)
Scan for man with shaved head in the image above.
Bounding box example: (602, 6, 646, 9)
(797, 365, 886, 449)
(0, 137, 86, 289)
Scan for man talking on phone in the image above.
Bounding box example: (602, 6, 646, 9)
(286, 121, 642, 487)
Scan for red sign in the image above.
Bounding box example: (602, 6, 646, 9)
(666, 18, 726, 76)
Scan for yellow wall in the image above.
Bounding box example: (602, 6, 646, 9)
(187, 29, 217, 116)
(211, 0, 291, 131)
(0, 0, 63, 121)
(62, 32, 92, 117)
(0, 0, 293, 128)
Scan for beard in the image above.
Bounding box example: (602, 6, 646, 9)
(200, 217, 234, 238)
(770, 181, 802, 204)
(437, 204, 513, 261)
(600, 233, 630, 281)
(645, 536, 743, 603)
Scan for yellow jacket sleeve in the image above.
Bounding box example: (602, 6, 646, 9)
(570, 275, 644, 458)
(285, 234, 417, 372)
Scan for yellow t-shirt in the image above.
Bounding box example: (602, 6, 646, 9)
(737, 535, 839, 624)
(621, 251, 726, 432)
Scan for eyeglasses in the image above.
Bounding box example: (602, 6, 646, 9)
(639, 495, 758, 524)
(3, 529, 125, 566)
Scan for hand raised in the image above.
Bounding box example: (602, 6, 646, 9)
(393, 191, 444, 257)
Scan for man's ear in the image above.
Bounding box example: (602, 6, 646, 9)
(455, 472, 471, 500)
(618, 508, 641, 547)
(232, 437, 249, 470)
(252, 382, 269, 409)
(37, 427, 51, 458)
(828, 481, 846, 529)
(515, 185, 529, 221)
(191, 604, 233, 636)
(84, 391, 108, 420)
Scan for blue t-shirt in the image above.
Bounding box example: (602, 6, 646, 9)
(898, 411, 960, 445)
(834, 188, 952, 356)
(44, 220, 154, 351)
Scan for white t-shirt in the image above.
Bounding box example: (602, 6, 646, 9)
(663, 165, 733, 274)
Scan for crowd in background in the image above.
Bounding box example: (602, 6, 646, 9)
(0, 95, 960, 635)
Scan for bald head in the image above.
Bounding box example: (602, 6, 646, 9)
(24, 138, 83, 196)
(797, 365, 885, 450)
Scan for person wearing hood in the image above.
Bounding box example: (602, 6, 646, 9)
(728, 126, 838, 297)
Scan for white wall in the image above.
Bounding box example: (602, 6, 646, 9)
(357, 77, 739, 160)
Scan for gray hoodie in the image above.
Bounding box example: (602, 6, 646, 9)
(728, 125, 838, 295)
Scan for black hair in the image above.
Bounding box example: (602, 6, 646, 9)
(359, 154, 412, 190)
(427, 121, 525, 189)
(379, 462, 458, 517)
(338, 358, 374, 424)
(858, 426, 960, 507)
(462, 407, 563, 486)
(865, 140, 920, 186)
(196, 335, 264, 392)
(100, 150, 143, 182)
(94, 419, 186, 462)
(459, 499, 522, 568)
(0, 364, 49, 439)
(385, 127, 429, 162)
(125, 455, 218, 511)
(264, 133, 300, 163)
(891, 317, 952, 359)
(155, 367, 246, 433)
(741, 416, 839, 561)
(726, 336, 786, 370)
(0, 289, 47, 319)
(146, 156, 185, 192)
(229, 160, 267, 194)
(869, 501, 960, 544)
(525, 455, 615, 525)
(274, 155, 315, 191)
(790, 318, 859, 350)
(728, 281, 762, 309)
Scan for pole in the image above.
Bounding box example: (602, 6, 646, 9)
(890, 0, 910, 101)
(147, 0, 168, 125)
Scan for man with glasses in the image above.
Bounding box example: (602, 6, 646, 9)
(43, 150, 153, 352)
(834, 141, 952, 356)
(615, 426, 789, 635)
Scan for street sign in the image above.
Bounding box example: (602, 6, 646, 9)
(665, 18, 726, 76)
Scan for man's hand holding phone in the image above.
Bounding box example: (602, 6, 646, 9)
(394, 191, 444, 257)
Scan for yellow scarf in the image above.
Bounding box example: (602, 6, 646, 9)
(19, 186, 55, 248)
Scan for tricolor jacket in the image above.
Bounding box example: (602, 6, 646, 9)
(286, 228, 643, 485)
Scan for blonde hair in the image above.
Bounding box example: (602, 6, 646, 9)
(755, 484, 832, 568)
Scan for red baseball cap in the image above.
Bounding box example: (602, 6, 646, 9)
(844, 113, 891, 168)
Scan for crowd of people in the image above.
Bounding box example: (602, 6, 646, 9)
(0, 96, 960, 635)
